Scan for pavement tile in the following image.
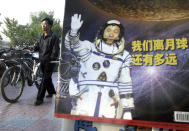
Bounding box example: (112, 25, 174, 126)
(18, 104, 52, 118)
(24, 119, 62, 131)
(0, 102, 21, 121)
(0, 114, 38, 130)
(0, 73, 61, 131)
(0, 125, 21, 131)
(43, 109, 61, 122)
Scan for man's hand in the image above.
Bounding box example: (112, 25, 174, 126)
(70, 14, 83, 36)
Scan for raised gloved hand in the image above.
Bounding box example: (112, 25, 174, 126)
(70, 14, 83, 36)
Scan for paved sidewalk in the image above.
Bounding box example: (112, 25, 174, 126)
(0, 73, 62, 131)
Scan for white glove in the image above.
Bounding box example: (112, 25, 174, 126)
(69, 78, 79, 96)
(123, 111, 132, 120)
(70, 14, 83, 36)
(121, 97, 134, 108)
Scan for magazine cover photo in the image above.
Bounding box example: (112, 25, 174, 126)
(55, 0, 189, 129)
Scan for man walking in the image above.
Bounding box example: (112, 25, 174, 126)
(34, 17, 59, 106)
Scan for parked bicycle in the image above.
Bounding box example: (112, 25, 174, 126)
(0, 51, 42, 103)
(0, 47, 21, 78)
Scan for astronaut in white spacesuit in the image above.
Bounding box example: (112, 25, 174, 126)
(65, 14, 134, 119)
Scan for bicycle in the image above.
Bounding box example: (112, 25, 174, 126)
(0, 47, 22, 80)
(0, 51, 42, 103)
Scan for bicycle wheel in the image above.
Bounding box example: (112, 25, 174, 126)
(0, 61, 6, 78)
(24, 59, 34, 86)
(0, 66, 25, 103)
(34, 65, 42, 90)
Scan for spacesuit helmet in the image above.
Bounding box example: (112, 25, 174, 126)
(103, 20, 124, 42)
(95, 20, 125, 55)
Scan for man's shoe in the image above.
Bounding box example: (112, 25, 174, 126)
(34, 100, 43, 106)
(46, 94, 53, 98)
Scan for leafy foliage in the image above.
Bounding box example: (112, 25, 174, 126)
(2, 11, 62, 47)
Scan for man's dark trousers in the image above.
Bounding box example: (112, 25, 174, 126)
(37, 61, 56, 101)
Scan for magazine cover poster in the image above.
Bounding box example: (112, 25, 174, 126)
(55, 0, 189, 129)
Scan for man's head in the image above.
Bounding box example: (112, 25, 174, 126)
(95, 20, 125, 55)
(41, 17, 53, 32)
(103, 24, 120, 45)
(99, 20, 124, 45)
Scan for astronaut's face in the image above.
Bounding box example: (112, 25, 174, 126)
(103, 25, 120, 45)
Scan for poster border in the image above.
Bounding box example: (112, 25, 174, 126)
(54, 113, 189, 130)
(56, 0, 189, 130)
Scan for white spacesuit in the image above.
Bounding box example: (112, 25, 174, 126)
(65, 14, 134, 119)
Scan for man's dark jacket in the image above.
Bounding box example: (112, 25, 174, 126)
(34, 31, 60, 62)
